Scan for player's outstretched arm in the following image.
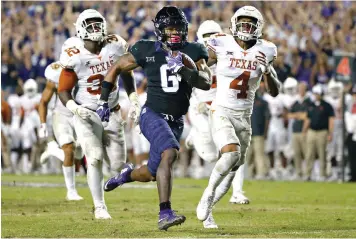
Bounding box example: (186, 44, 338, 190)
(264, 66, 281, 97)
(39, 81, 56, 124)
(38, 81, 56, 139)
(100, 52, 139, 102)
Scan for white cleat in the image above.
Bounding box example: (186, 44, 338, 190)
(203, 211, 218, 229)
(66, 191, 84, 201)
(229, 191, 250, 204)
(94, 205, 112, 219)
(196, 189, 215, 221)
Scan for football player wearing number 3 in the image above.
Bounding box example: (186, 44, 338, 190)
(196, 6, 281, 226)
(102, 6, 212, 230)
(58, 9, 139, 219)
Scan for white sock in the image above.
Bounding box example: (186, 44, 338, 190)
(232, 164, 245, 195)
(206, 151, 241, 193)
(62, 165, 76, 193)
(11, 152, 18, 169)
(87, 160, 105, 208)
(22, 154, 29, 173)
(213, 171, 236, 205)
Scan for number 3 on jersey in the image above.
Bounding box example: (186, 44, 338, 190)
(87, 74, 104, 95)
(230, 71, 250, 99)
(160, 64, 179, 93)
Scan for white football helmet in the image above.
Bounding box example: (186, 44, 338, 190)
(328, 78, 343, 98)
(312, 84, 323, 95)
(283, 77, 298, 96)
(75, 9, 107, 42)
(230, 6, 264, 41)
(197, 20, 223, 44)
(23, 79, 38, 98)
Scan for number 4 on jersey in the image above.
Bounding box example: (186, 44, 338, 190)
(230, 71, 250, 99)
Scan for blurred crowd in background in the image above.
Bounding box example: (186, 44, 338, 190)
(1, 1, 356, 181)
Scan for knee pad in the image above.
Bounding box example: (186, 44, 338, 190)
(74, 146, 84, 159)
(215, 151, 241, 176)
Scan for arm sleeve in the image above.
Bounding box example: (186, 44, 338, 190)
(197, 43, 209, 62)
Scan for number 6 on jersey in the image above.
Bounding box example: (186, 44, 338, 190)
(160, 64, 179, 93)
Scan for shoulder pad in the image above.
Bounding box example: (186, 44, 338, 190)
(184, 42, 208, 62)
(260, 39, 278, 63)
(45, 62, 61, 84)
(59, 46, 81, 72)
(61, 37, 84, 52)
(129, 40, 155, 67)
(106, 34, 129, 52)
(206, 34, 233, 53)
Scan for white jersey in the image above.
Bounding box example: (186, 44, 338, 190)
(8, 94, 22, 129)
(263, 93, 284, 117)
(45, 62, 72, 116)
(191, 65, 217, 105)
(324, 95, 341, 119)
(20, 94, 41, 117)
(280, 93, 298, 110)
(59, 35, 128, 111)
(207, 34, 277, 113)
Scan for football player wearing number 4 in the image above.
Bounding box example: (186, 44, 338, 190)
(197, 6, 281, 225)
(38, 61, 84, 201)
(58, 9, 139, 219)
(103, 6, 212, 231)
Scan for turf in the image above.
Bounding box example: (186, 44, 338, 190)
(1, 174, 356, 238)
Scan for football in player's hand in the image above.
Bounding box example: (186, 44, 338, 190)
(181, 53, 197, 70)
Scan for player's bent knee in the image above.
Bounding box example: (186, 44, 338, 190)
(74, 146, 84, 159)
(215, 151, 241, 175)
(161, 148, 179, 165)
(86, 147, 104, 165)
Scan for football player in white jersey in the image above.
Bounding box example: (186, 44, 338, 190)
(57, 9, 140, 219)
(7, 87, 24, 172)
(197, 6, 281, 227)
(325, 79, 344, 181)
(20, 79, 42, 174)
(38, 61, 83, 200)
(187, 20, 220, 164)
(131, 78, 150, 167)
(191, 21, 250, 213)
(264, 79, 294, 180)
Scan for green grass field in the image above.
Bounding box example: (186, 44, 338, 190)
(2, 174, 356, 238)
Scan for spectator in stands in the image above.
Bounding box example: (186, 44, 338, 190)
(303, 84, 335, 181)
(247, 82, 270, 180)
(289, 82, 312, 179)
(274, 51, 291, 83)
(1, 49, 19, 95)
